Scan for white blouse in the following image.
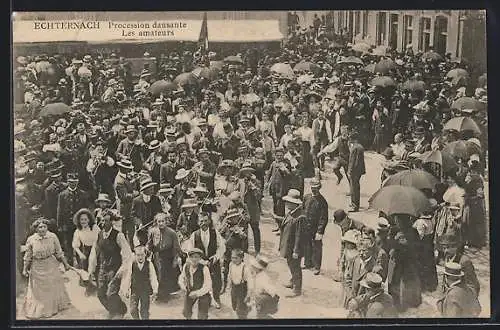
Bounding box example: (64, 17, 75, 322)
(72, 224, 100, 249)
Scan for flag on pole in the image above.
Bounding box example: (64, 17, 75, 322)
(198, 12, 209, 51)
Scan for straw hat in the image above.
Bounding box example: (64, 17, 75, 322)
(181, 198, 198, 209)
(187, 247, 204, 257)
(192, 183, 209, 195)
(310, 178, 322, 189)
(67, 172, 79, 182)
(282, 189, 302, 205)
(95, 193, 112, 204)
(444, 261, 465, 277)
(158, 183, 174, 194)
(117, 158, 134, 170)
(239, 163, 256, 177)
(139, 177, 157, 192)
(198, 148, 210, 156)
(125, 125, 138, 134)
(148, 140, 161, 150)
(175, 168, 190, 180)
(377, 217, 390, 231)
(342, 229, 361, 244)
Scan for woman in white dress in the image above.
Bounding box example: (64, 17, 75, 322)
(294, 115, 315, 178)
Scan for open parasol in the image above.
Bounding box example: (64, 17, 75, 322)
(370, 76, 395, 88)
(369, 185, 432, 217)
(174, 72, 198, 86)
(270, 63, 295, 80)
(371, 46, 389, 57)
(422, 51, 443, 62)
(443, 140, 482, 159)
(210, 60, 224, 70)
(446, 68, 469, 80)
(382, 169, 439, 190)
(297, 74, 315, 85)
(451, 97, 485, 113)
(351, 42, 371, 54)
(148, 79, 177, 96)
(443, 116, 482, 135)
(192, 66, 220, 80)
(401, 79, 426, 93)
(39, 102, 71, 118)
(420, 149, 458, 172)
(224, 55, 244, 65)
(374, 58, 397, 74)
(293, 61, 321, 73)
(337, 56, 364, 66)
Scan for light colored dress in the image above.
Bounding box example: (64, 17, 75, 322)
(23, 231, 71, 319)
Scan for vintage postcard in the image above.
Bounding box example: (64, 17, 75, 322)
(12, 10, 489, 320)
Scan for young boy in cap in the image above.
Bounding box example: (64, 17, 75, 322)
(250, 254, 280, 319)
(227, 248, 252, 319)
(178, 247, 213, 319)
(120, 245, 158, 319)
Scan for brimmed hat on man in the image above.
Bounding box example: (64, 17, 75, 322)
(139, 177, 157, 192)
(182, 198, 198, 209)
(158, 183, 174, 194)
(125, 125, 138, 134)
(148, 140, 161, 150)
(198, 148, 210, 157)
(443, 261, 465, 277)
(175, 168, 190, 180)
(67, 172, 79, 182)
(239, 162, 256, 177)
(95, 193, 112, 204)
(342, 229, 361, 245)
(187, 247, 204, 257)
(117, 158, 134, 170)
(310, 178, 322, 189)
(282, 189, 303, 205)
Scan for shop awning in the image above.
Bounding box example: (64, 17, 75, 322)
(208, 20, 283, 42)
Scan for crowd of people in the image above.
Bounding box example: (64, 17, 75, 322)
(14, 20, 487, 320)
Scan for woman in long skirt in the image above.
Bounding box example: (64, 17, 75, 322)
(72, 208, 99, 272)
(22, 218, 71, 319)
(462, 161, 487, 249)
(295, 115, 315, 178)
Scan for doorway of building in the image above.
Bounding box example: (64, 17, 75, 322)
(389, 14, 399, 50)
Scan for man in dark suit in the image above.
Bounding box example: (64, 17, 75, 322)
(347, 130, 366, 212)
(436, 262, 481, 317)
(279, 189, 305, 297)
(311, 109, 332, 171)
(302, 179, 328, 275)
(130, 177, 163, 248)
(56, 172, 92, 264)
(218, 123, 241, 161)
(349, 236, 388, 297)
(114, 158, 139, 247)
(42, 169, 67, 228)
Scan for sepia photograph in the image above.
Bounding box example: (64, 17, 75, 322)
(12, 10, 489, 321)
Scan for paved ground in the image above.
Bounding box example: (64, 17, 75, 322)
(15, 151, 490, 319)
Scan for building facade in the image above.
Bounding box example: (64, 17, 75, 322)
(297, 10, 486, 71)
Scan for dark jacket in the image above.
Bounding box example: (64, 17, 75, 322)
(56, 187, 91, 232)
(279, 211, 305, 259)
(348, 142, 366, 177)
(303, 193, 329, 235)
(437, 282, 481, 317)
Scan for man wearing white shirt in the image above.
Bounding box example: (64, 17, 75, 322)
(187, 212, 226, 308)
(120, 246, 158, 319)
(88, 210, 132, 319)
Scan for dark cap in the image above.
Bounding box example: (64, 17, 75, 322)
(333, 209, 347, 222)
